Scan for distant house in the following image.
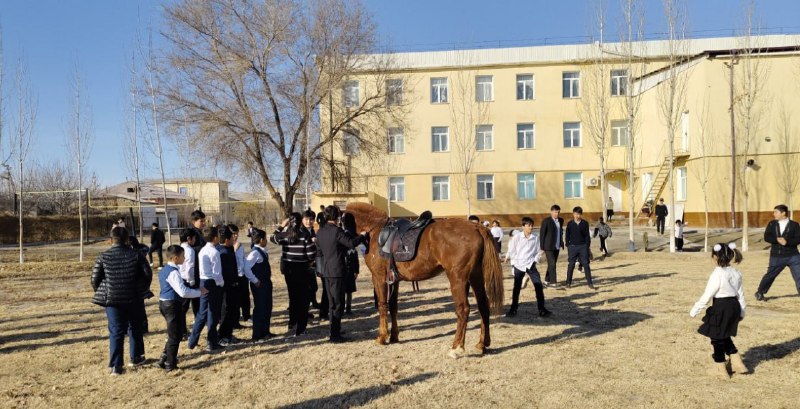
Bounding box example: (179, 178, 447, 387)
(94, 181, 192, 229)
(151, 179, 231, 225)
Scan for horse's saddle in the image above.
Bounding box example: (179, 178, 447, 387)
(378, 211, 434, 269)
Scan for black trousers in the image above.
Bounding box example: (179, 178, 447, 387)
(181, 298, 192, 334)
(599, 237, 608, 254)
(757, 254, 800, 295)
(509, 265, 546, 312)
(544, 250, 560, 284)
(159, 299, 184, 368)
(148, 244, 163, 266)
(319, 278, 329, 318)
(238, 276, 251, 321)
(606, 209, 614, 220)
(251, 276, 273, 340)
(711, 337, 738, 363)
(566, 245, 594, 287)
(656, 217, 666, 235)
(675, 237, 684, 251)
(308, 268, 319, 307)
(218, 282, 241, 339)
(285, 263, 311, 335)
(494, 238, 502, 254)
(325, 277, 346, 338)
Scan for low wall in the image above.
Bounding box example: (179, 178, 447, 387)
(0, 215, 116, 244)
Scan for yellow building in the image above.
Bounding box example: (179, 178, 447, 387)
(157, 179, 232, 225)
(314, 35, 800, 227)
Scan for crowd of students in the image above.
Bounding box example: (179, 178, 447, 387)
(91, 206, 366, 375)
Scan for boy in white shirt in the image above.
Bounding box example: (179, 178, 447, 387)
(187, 227, 224, 352)
(504, 217, 552, 318)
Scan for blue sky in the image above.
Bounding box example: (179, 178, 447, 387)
(1, 0, 798, 189)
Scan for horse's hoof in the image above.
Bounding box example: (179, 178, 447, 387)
(376, 336, 389, 345)
(448, 347, 465, 359)
(475, 343, 486, 354)
(390, 336, 399, 343)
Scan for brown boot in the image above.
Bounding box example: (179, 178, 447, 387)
(729, 353, 749, 374)
(708, 362, 730, 379)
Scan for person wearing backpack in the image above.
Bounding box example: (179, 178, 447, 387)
(593, 217, 612, 257)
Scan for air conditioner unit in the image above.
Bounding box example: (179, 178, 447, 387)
(585, 177, 599, 187)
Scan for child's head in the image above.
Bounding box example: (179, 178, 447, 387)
(521, 217, 534, 234)
(711, 242, 742, 267)
(227, 223, 240, 243)
(675, 219, 683, 226)
(180, 228, 197, 246)
(492, 220, 500, 228)
(252, 228, 267, 246)
(166, 245, 185, 265)
(598, 217, 605, 224)
(572, 206, 583, 221)
(773, 204, 790, 220)
(192, 210, 207, 229)
(203, 226, 219, 245)
(218, 225, 234, 246)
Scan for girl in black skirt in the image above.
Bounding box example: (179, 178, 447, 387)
(341, 213, 359, 315)
(690, 242, 748, 379)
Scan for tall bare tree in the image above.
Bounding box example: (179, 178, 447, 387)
(14, 57, 37, 263)
(66, 60, 94, 261)
(692, 91, 713, 252)
(579, 4, 611, 220)
(656, 0, 690, 253)
(0, 23, 13, 197)
(618, 0, 646, 251)
(124, 48, 145, 240)
(734, 2, 768, 252)
(775, 100, 799, 215)
(449, 61, 490, 217)
(159, 0, 404, 217)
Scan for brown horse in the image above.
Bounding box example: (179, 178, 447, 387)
(346, 202, 504, 358)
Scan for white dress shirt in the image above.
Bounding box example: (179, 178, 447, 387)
(490, 226, 503, 240)
(179, 242, 196, 286)
(242, 244, 267, 284)
(778, 218, 789, 235)
(690, 266, 746, 318)
(161, 262, 202, 301)
(234, 243, 246, 277)
(505, 231, 542, 272)
(198, 242, 223, 287)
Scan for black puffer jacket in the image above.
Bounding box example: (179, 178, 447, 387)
(91, 244, 152, 306)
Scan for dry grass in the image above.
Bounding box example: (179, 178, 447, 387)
(1, 244, 799, 408)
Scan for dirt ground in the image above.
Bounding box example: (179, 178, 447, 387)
(1, 235, 799, 408)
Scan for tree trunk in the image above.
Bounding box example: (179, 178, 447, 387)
(18, 158, 23, 264)
(77, 171, 84, 262)
(627, 138, 636, 251)
(668, 138, 676, 253)
(742, 183, 750, 252)
(703, 188, 709, 252)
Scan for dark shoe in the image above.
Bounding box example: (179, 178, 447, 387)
(164, 365, 178, 372)
(538, 309, 552, 317)
(219, 336, 241, 346)
(505, 309, 517, 318)
(329, 335, 349, 343)
(588, 284, 597, 290)
(565, 282, 572, 288)
(344, 310, 353, 316)
(288, 323, 296, 330)
(110, 366, 124, 376)
(319, 315, 328, 321)
(232, 323, 246, 330)
(294, 330, 306, 338)
(205, 344, 224, 353)
(128, 355, 146, 367)
(307, 312, 315, 320)
(755, 292, 765, 301)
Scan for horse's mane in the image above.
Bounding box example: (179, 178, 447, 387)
(345, 202, 388, 230)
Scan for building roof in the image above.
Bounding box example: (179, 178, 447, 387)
(97, 181, 193, 203)
(365, 34, 800, 70)
(143, 178, 230, 185)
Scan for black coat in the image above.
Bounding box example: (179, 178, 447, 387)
(565, 219, 591, 247)
(315, 222, 364, 278)
(91, 244, 152, 306)
(150, 228, 165, 246)
(539, 216, 564, 251)
(764, 219, 800, 258)
(655, 204, 669, 218)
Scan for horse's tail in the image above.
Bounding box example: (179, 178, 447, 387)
(478, 227, 504, 315)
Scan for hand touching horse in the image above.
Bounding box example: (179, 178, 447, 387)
(346, 203, 504, 358)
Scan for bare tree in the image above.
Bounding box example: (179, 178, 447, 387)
(0, 23, 13, 198)
(158, 0, 405, 217)
(14, 57, 37, 263)
(775, 100, 799, 215)
(692, 90, 713, 252)
(617, 0, 646, 251)
(579, 5, 611, 221)
(448, 60, 490, 217)
(733, 2, 768, 252)
(66, 60, 94, 261)
(143, 27, 172, 245)
(656, 0, 690, 253)
(123, 48, 146, 240)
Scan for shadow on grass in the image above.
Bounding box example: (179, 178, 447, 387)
(0, 334, 107, 354)
(275, 372, 438, 409)
(743, 337, 800, 372)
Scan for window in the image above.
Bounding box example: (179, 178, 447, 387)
(431, 127, 449, 152)
(517, 123, 535, 149)
(388, 127, 405, 154)
(476, 125, 493, 151)
(564, 172, 583, 199)
(389, 177, 405, 202)
(386, 79, 403, 106)
(517, 173, 536, 200)
(610, 69, 628, 96)
(611, 120, 630, 146)
(677, 167, 688, 201)
(179, 187, 187, 195)
(432, 176, 450, 201)
(477, 175, 494, 200)
(476, 75, 493, 102)
(516, 74, 534, 100)
(563, 122, 581, 148)
(562, 71, 580, 98)
(642, 172, 654, 203)
(343, 129, 360, 156)
(431, 77, 448, 103)
(343, 80, 359, 107)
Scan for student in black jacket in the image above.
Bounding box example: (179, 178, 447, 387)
(217, 226, 242, 345)
(539, 204, 564, 287)
(188, 210, 206, 317)
(315, 206, 366, 342)
(654, 198, 668, 235)
(564, 206, 596, 290)
(755, 204, 800, 301)
(148, 223, 166, 267)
